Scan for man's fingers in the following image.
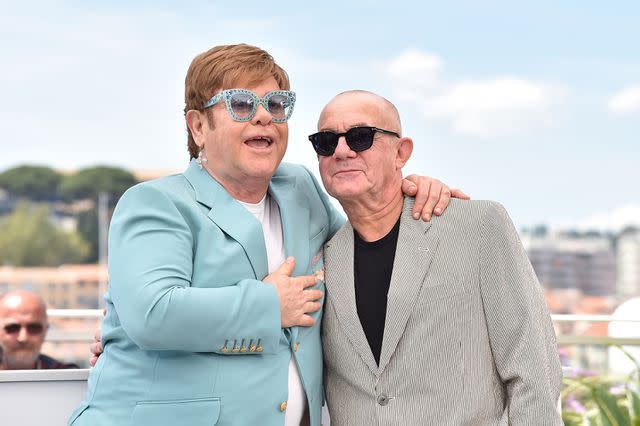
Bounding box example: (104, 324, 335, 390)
(303, 301, 322, 314)
(304, 289, 324, 302)
(411, 178, 431, 220)
(433, 186, 452, 216)
(401, 177, 418, 195)
(89, 356, 97, 367)
(94, 327, 101, 342)
(450, 188, 470, 200)
(421, 182, 443, 221)
(295, 274, 320, 289)
(297, 314, 316, 327)
(90, 341, 103, 356)
(276, 256, 296, 276)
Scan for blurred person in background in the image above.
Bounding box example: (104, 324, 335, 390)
(0, 290, 78, 370)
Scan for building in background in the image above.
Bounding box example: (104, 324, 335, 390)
(522, 228, 617, 299)
(0, 264, 106, 309)
(617, 227, 640, 300)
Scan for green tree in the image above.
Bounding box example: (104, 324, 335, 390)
(0, 165, 63, 201)
(59, 166, 137, 204)
(76, 207, 99, 263)
(0, 202, 90, 266)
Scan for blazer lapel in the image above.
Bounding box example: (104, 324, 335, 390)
(269, 174, 310, 277)
(183, 160, 269, 280)
(269, 174, 310, 344)
(324, 223, 380, 376)
(377, 197, 441, 373)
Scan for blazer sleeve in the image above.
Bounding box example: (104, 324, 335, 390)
(107, 183, 281, 353)
(478, 202, 563, 425)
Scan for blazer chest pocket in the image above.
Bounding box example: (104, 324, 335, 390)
(131, 397, 220, 425)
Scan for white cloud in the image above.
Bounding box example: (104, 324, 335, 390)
(381, 49, 565, 138)
(383, 49, 442, 94)
(608, 85, 640, 114)
(423, 78, 559, 138)
(572, 204, 640, 232)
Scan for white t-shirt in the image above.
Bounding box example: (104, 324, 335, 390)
(238, 195, 306, 426)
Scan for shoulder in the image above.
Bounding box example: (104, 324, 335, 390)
(37, 354, 79, 369)
(425, 198, 512, 236)
(116, 174, 195, 211)
(274, 162, 326, 198)
(274, 162, 315, 180)
(122, 174, 193, 202)
(434, 198, 506, 222)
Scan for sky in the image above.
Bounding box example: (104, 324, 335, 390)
(1, 1, 639, 231)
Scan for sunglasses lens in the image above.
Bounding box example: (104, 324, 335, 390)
(267, 94, 292, 120)
(27, 323, 44, 334)
(4, 323, 20, 334)
(310, 133, 338, 156)
(229, 93, 255, 119)
(346, 127, 375, 152)
(3, 323, 44, 335)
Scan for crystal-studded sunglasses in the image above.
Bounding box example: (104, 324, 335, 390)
(203, 89, 296, 123)
(308, 126, 400, 156)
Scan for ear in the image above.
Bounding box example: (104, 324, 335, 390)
(186, 109, 207, 143)
(395, 137, 413, 169)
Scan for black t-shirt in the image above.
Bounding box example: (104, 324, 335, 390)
(353, 217, 400, 365)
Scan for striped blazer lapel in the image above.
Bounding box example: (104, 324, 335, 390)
(377, 197, 441, 373)
(324, 223, 379, 376)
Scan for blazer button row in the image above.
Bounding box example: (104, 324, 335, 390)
(220, 339, 263, 353)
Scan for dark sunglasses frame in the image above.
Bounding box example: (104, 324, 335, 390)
(308, 126, 400, 156)
(3, 322, 45, 335)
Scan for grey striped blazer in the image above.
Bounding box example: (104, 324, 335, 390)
(322, 197, 563, 425)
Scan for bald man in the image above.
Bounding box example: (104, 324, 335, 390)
(313, 91, 562, 425)
(0, 290, 77, 370)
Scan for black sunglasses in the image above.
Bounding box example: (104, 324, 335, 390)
(308, 126, 400, 156)
(3, 322, 45, 335)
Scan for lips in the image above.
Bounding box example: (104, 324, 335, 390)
(334, 168, 361, 175)
(244, 136, 274, 149)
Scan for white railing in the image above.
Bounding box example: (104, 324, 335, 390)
(44, 311, 640, 344)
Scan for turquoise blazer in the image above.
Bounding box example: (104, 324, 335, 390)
(69, 160, 344, 426)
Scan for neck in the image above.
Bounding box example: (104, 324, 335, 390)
(341, 186, 404, 242)
(204, 165, 269, 203)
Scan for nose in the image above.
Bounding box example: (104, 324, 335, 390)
(251, 102, 272, 126)
(17, 326, 29, 342)
(333, 136, 356, 159)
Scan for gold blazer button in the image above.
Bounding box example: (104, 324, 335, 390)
(279, 401, 288, 412)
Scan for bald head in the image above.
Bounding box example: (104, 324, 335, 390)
(0, 291, 47, 318)
(0, 290, 49, 370)
(318, 90, 402, 135)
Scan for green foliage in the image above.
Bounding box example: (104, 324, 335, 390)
(0, 165, 63, 201)
(76, 207, 99, 263)
(562, 345, 640, 426)
(0, 202, 89, 266)
(58, 166, 137, 203)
